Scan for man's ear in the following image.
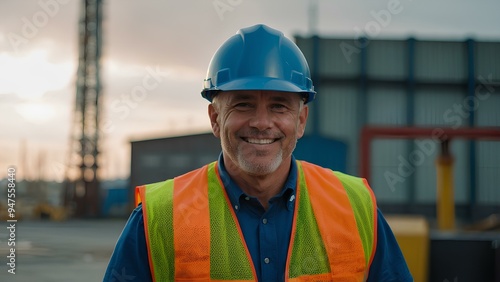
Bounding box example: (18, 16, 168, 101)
(208, 104, 220, 138)
(297, 104, 308, 139)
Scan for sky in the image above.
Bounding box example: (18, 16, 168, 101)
(1, 0, 499, 181)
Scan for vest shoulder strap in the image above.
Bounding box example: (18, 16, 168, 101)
(136, 180, 176, 282)
(297, 161, 377, 280)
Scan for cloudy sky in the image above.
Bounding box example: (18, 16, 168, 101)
(1, 0, 499, 181)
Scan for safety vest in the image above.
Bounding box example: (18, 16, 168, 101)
(135, 161, 377, 282)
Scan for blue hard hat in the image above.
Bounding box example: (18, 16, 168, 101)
(201, 24, 316, 103)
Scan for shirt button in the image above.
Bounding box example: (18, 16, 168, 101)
(245, 196, 250, 201)
(264, 257, 270, 264)
(234, 205, 239, 210)
(262, 218, 268, 224)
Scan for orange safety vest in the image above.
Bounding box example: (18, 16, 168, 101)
(136, 161, 378, 282)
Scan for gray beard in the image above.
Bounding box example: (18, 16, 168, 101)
(236, 148, 284, 176)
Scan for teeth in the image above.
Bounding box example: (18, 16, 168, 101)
(246, 138, 274, 144)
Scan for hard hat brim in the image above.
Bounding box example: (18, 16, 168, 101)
(202, 77, 315, 103)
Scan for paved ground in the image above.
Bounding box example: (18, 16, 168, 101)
(0, 218, 128, 282)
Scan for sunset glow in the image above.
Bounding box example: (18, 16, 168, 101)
(0, 49, 74, 100)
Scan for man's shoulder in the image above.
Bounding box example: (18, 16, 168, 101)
(137, 162, 216, 188)
(332, 170, 365, 182)
(298, 160, 366, 182)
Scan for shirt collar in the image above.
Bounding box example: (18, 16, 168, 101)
(217, 153, 297, 211)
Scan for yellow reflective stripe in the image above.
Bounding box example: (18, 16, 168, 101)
(288, 162, 330, 278)
(207, 162, 255, 280)
(333, 171, 376, 267)
(143, 180, 175, 282)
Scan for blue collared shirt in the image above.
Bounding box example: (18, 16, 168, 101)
(218, 155, 297, 281)
(104, 154, 412, 281)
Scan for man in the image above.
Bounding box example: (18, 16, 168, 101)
(104, 24, 412, 281)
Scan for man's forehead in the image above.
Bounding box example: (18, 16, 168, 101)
(219, 90, 302, 101)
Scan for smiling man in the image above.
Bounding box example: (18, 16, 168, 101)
(104, 24, 412, 282)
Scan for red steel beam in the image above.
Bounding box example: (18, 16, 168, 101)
(360, 126, 500, 181)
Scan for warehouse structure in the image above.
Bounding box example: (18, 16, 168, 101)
(293, 36, 500, 221)
(130, 133, 221, 190)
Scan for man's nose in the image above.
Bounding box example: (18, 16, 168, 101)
(248, 105, 273, 131)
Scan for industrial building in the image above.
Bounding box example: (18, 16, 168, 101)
(294, 36, 500, 220)
(130, 132, 221, 190)
(130, 35, 500, 281)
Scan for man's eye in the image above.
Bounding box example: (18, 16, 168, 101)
(234, 103, 252, 109)
(271, 104, 287, 112)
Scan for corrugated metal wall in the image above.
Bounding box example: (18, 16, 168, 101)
(475, 42, 500, 205)
(367, 40, 407, 80)
(318, 85, 359, 172)
(295, 36, 500, 216)
(414, 41, 467, 82)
